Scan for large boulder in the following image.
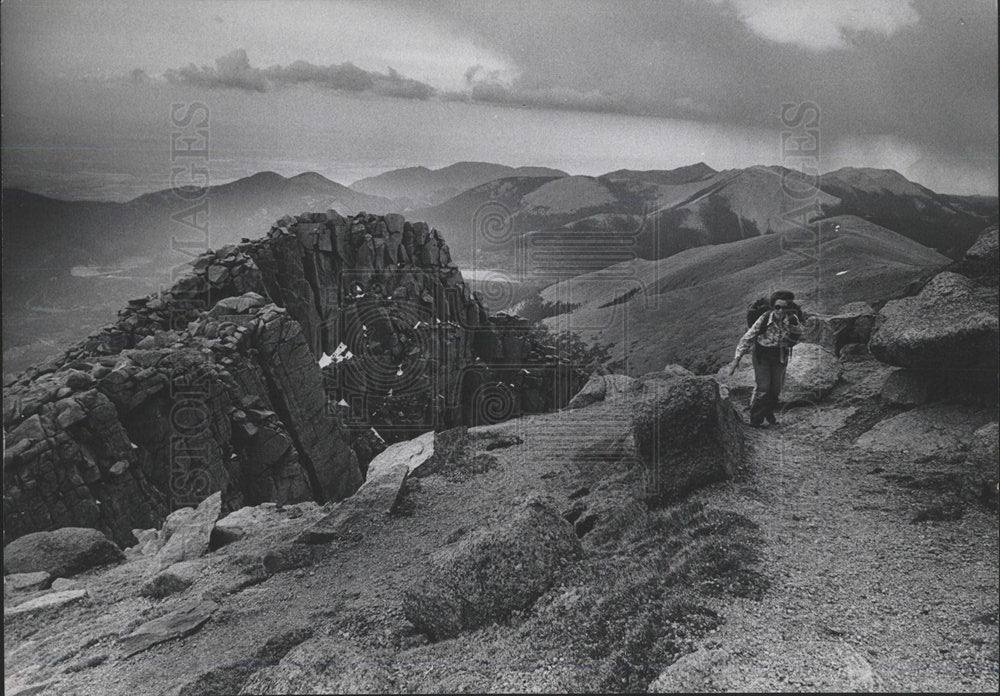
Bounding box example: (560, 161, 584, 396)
(716, 343, 841, 406)
(633, 374, 743, 502)
(402, 496, 582, 640)
(869, 272, 999, 371)
(3, 527, 124, 578)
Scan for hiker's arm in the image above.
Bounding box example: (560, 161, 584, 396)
(734, 314, 767, 363)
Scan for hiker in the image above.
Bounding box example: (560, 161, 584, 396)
(727, 290, 803, 427)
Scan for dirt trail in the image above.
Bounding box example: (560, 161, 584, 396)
(660, 363, 999, 692)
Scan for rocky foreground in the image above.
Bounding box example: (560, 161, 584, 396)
(3, 224, 998, 693)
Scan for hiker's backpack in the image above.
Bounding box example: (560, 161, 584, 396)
(746, 297, 771, 327)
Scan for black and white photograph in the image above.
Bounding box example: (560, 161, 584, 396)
(2, 0, 998, 693)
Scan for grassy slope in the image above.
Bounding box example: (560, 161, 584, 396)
(541, 215, 949, 374)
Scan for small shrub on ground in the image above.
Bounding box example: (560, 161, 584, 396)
(516, 500, 767, 693)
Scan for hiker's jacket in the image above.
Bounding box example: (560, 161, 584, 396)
(735, 310, 802, 363)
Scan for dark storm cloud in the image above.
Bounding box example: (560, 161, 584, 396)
(163, 49, 436, 99)
(392, 0, 998, 158)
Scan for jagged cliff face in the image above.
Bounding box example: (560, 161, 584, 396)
(3, 211, 583, 546)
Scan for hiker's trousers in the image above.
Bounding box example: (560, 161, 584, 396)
(750, 344, 788, 424)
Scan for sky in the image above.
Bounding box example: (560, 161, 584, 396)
(2, 0, 997, 198)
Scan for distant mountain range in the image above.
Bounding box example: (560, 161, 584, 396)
(412, 164, 995, 270)
(2, 161, 996, 374)
(350, 161, 568, 208)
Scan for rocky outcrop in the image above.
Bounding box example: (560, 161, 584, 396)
(3, 527, 124, 577)
(869, 272, 998, 372)
(402, 496, 582, 640)
(3, 299, 361, 547)
(3, 211, 582, 547)
(633, 373, 744, 502)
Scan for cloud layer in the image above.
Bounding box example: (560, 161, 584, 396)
(164, 49, 436, 99)
(720, 0, 921, 50)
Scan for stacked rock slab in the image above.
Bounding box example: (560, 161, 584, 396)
(3, 211, 582, 547)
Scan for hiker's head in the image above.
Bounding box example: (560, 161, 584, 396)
(769, 290, 795, 308)
(772, 298, 792, 314)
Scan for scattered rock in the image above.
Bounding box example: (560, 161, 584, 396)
(298, 432, 435, 543)
(154, 492, 223, 569)
(364, 430, 435, 479)
(175, 627, 314, 696)
(4, 589, 89, 617)
(839, 343, 873, 362)
(800, 303, 876, 354)
(648, 640, 881, 692)
(402, 496, 582, 640)
(262, 545, 316, 575)
(140, 561, 201, 598)
(5, 571, 52, 592)
(565, 373, 640, 410)
(965, 224, 998, 264)
(119, 598, 219, 658)
(3, 527, 124, 578)
(51, 578, 79, 591)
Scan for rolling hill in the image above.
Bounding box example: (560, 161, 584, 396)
(538, 214, 952, 374)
